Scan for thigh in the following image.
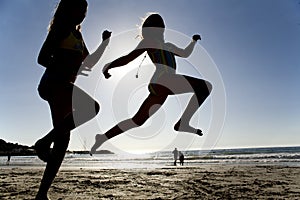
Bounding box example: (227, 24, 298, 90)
(132, 94, 168, 122)
(48, 84, 99, 128)
(71, 85, 100, 125)
(157, 74, 211, 95)
(72, 85, 99, 114)
(47, 84, 73, 127)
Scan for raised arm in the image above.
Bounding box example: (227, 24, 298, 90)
(103, 43, 146, 79)
(167, 34, 201, 58)
(82, 30, 111, 69)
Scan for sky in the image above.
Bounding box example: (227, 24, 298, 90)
(0, 0, 300, 153)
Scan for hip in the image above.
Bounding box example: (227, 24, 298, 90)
(38, 73, 74, 101)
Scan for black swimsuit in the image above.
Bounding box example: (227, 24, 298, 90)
(147, 47, 176, 95)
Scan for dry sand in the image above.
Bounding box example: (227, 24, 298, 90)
(1, 165, 300, 199)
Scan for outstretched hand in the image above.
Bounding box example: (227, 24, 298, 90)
(192, 34, 201, 41)
(102, 63, 111, 79)
(102, 30, 112, 41)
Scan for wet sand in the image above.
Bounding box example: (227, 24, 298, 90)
(1, 165, 300, 199)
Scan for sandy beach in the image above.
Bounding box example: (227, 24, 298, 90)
(1, 164, 300, 199)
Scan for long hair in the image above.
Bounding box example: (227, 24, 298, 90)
(48, 0, 88, 32)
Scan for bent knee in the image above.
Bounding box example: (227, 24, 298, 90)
(95, 102, 100, 114)
(205, 81, 213, 94)
(132, 116, 147, 126)
(54, 132, 70, 144)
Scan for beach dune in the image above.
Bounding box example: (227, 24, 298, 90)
(1, 165, 300, 199)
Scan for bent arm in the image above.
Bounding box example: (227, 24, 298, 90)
(102, 45, 145, 79)
(37, 32, 57, 68)
(109, 48, 145, 69)
(167, 40, 197, 58)
(82, 38, 110, 69)
(82, 30, 111, 69)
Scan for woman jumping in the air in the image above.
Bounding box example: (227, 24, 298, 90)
(90, 13, 212, 155)
(34, 0, 111, 199)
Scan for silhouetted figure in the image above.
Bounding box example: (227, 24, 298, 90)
(34, 0, 111, 199)
(6, 153, 11, 165)
(90, 13, 212, 155)
(173, 148, 179, 166)
(179, 151, 184, 166)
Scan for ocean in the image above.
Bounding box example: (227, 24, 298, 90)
(1, 146, 300, 169)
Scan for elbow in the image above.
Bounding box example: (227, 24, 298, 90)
(37, 56, 43, 65)
(178, 52, 190, 58)
(176, 50, 192, 58)
(37, 56, 46, 67)
(37, 54, 50, 68)
(181, 54, 190, 58)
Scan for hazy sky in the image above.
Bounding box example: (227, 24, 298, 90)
(1, 0, 300, 153)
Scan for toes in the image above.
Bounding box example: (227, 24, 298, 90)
(196, 129, 203, 136)
(174, 120, 181, 131)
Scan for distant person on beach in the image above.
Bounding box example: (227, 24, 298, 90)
(173, 148, 179, 166)
(6, 153, 11, 165)
(90, 13, 212, 155)
(179, 151, 184, 166)
(34, 0, 111, 199)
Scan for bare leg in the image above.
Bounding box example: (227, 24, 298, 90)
(35, 132, 70, 200)
(35, 84, 99, 199)
(155, 74, 212, 135)
(90, 93, 168, 154)
(174, 94, 203, 136)
(173, 76, 212, 135)
(34, 113, 76, 162)
(35, 84, 100, 161)
(90, 118, 137, 155)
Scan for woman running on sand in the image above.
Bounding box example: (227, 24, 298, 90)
(34, 0, 111, 199)
(90, 13, 212, 155)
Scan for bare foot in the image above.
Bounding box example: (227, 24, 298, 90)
(90, 134, 107, 156)
(174, 120, 203, 136)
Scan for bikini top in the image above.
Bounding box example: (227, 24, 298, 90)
(59, 31, 85, 53)
(148, 48, 176, 70)
(44, 30, 89, 82)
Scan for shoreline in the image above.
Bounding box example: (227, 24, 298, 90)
(1, 164, 300, 199)
(1, 161, 300, 171)
(2, 153, 300, 170)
